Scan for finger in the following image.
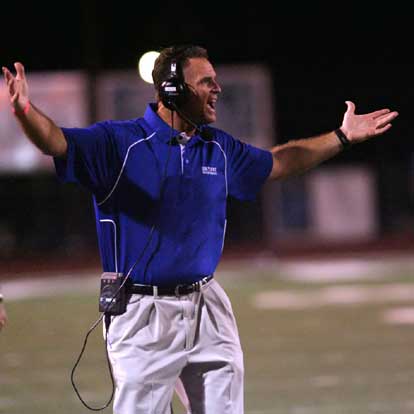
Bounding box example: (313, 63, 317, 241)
(6, 76, 15, 88)
(6, 77, 16, 98)
(376, 111, 399, 128)
(7, 78, 16, 97)
(14, 62, 25, 80)
(371, 108, 390, 119)
(2, 66, 13, 83)
(345, 100, 355, 114)
(375, 123, 392, 135)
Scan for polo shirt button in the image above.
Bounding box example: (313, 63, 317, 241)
(185, 159, 189, 164)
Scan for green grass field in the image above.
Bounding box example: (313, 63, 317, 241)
(1, 258, 414, 413)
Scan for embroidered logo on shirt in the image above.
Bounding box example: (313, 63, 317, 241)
(202, 166, 217, 176)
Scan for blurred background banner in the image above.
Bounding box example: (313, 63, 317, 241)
(214, 64, 275, 148)
(264, 166, 378, 243)
(307, 166, 378, 241)
(0, 72, 88, 173)
(95, 70, 154, 121)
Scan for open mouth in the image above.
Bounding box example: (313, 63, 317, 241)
(207, 100, 216, 111)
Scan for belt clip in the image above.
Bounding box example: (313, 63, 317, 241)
(153, 285, 159, 298)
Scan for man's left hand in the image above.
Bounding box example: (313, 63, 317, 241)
(341, 101, 399, 143)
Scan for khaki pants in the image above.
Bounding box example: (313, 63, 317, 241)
(106, 279, 244, 414)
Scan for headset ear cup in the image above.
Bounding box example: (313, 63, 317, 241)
(159, 59, 188, 111)
(160, 77, 188, 110)
(174, 82, 189, 109)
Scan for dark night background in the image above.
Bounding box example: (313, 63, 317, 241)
(1, 4, 414, 267)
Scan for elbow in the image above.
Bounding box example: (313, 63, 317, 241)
(41, 147, 55, 156)
(41, 128, 67, 157)
(269, 153, 309, 181)
(269, 167, 293, 181)
(41, 142, 67, 158)
(270, 146, 312, 180)
(269, 152, 291, 180)
(42, 134, 68, 158)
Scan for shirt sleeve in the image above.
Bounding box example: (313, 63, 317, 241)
(53, 122, 121, 198)
(225, 134, 273, 201)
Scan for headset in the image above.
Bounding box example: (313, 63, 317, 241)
(159, 59, 189, 111)
(158, 57, 213, 141)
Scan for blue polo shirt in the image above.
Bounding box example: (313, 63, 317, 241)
(54, 104, 273, 286)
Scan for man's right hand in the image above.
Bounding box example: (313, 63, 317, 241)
(2, 62, 30, 115)
(2, 62, 68, 157)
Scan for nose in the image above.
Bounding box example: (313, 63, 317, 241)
(212, 79, 221, 94)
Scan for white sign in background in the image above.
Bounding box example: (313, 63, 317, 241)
(0, 71, 88, 173)
(308, 166, 378, 240)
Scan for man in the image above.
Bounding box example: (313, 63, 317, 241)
(0, 292, 7, 331)
(2, 45, 398, 414)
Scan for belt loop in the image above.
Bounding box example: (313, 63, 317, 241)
(153, 285, 159, 298)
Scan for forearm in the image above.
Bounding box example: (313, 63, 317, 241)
(269, 131, 343, 180)
(14, 102, 67, 158)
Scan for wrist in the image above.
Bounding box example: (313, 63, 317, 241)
(334, 128, 351, 150)
(12, 100, 30, 117)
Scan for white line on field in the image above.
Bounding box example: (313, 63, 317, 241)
(253, 284, 414, 310)
(2, 272, 98, 301)
(218, 254, 414, 283)
(383, 307, 414, 325)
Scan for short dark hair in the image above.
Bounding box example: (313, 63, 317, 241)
(152, 45, 209, 93)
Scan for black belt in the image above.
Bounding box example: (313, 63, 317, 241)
(127, 275, 213, 296)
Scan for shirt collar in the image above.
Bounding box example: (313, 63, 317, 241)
(143, 103, 206, 147)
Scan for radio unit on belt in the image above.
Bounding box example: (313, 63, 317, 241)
(99, 272, 129, 315)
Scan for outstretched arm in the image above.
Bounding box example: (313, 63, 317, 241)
(2, 62, 67, 158)
(268, 101, 399, 180)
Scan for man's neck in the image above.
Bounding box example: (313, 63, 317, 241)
(157, 104, 197, 136)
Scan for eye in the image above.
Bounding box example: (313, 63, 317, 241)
(200, 77, 216, 87)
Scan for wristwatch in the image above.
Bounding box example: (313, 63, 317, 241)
(334, 128, 351, 150)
